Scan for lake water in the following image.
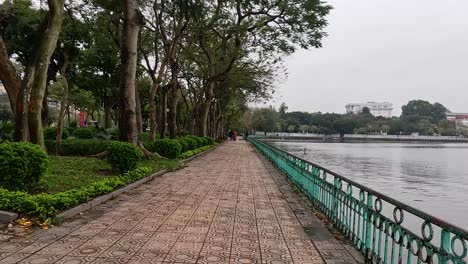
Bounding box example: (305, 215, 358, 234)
(270, 141, 468, 229)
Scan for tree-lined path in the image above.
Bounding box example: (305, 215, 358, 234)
(0, 140, 361, 264)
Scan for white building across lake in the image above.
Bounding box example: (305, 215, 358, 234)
(345, 102, 393, 117)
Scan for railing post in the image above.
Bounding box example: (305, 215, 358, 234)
(365, 193, 374, 258)
(440, 229, 451, 263)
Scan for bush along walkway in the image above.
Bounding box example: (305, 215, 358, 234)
(0, 139, 361, 264)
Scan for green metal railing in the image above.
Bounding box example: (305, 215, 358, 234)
(248, 137, 467, 264)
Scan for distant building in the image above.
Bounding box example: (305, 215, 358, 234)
(447, 112, 468, 127)
(345, 102, 393, 117)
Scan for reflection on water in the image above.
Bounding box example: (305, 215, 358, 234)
(270, 141, 468, 228)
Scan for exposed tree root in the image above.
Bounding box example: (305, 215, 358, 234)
(90, 150, 109, 159)
(138, 142, 166, 159)
(90, 143, 166, 160)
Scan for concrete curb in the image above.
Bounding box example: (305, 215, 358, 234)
(57, 142, 224, 221)
(0, 210, 18, 224)
(56, 169, 168, 220)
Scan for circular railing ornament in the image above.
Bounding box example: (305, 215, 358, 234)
(451, 235, 467, 259)
(393, 207, 404, 224)
(421, 221, 434, 242)
(374, 198, 382, 213)
(359, 190, 365, 203)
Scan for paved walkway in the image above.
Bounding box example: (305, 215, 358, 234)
(0, 140, 362, 264)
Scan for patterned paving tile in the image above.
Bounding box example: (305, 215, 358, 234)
(0, 140, 367, 264)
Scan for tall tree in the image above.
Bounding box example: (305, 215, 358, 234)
(0, 0, 65, 147)
(119, 0, 143, 144)
(27, 0, 66, 147)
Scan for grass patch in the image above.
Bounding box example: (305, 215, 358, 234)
(36, 156, 180, 194)
(139, 158, 180, 172)
(37, 156, 116, 194)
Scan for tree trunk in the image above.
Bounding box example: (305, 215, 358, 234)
(135, 86, 143, 134)
(148, 60, 166, 141)
(66, 105, 70, 126)
(168, 63, 179, 139)
(158, 88, 168, 139)
(0, 36, 20, 115)
(56, 52, 69, 154)
(27, 0, 65, 148)
(200, 88, 214, 136)
(119, 0, 142, 144)
(42, 88, 49, 127)
(149, 84, 158, 141)
(104, 99, 113, 128)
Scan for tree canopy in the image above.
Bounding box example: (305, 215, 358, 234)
(0, 0, 333, 147)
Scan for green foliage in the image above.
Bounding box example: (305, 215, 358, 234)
(150, 139, 182, 159)
(181, 137, 197, 150)
(0, 166, 151, 221)
(45, 139, 110, 156)
(185, 135, 204, 148)
(43, 127, 70, 140)
(39, 156, 113, 194)
(69, 121, 77, 128)
(401, 100, 447, 122)
(0, 123, 15, 141)
(0, 107, 14, 123)
(72, 128, 95, 139)
(203, 136, 215, 145)
(178, 145, 214, 159)
(107, 142, 143, 173)
(174, 138, 189, 153)
(0, 142, 49, 191)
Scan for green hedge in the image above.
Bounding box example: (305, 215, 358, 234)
(45, 139, 110, 156)
(0, 142, 50, 191)
(72, 128, 94, 139)
(107, 141, 143, 173)
(44, 127, 69, 140)
(178, 144, 215, 159)
(181, 137, 197, 150)
(174, 138, 189, 153)
(0, 167, 151, 222)
(150, 139, 182, 159)
(203, 136, 215, 145)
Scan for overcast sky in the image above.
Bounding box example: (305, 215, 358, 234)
(271, 0, 468, 116)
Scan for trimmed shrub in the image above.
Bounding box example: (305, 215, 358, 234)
(203, 136, 215, 145)
(150, 139, 182, 159)
(181, 136, 197, 150)
(72, 128, 95, 139)
(174, 138, 189, 153)
(107, 142, 143, 173)
(186, 135, 204, 148)
(45, 139, 111, 156)
(44, 127, 69, 140)
(69, 121, 77, 128)
(0, 142, 49, 191)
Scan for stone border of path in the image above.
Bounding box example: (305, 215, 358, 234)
(0, 142, 225, 224)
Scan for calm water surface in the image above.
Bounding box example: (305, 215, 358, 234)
(270, 141, 468, 228)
